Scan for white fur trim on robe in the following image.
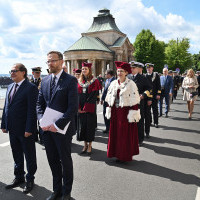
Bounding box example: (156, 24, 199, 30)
(105, 107, 111, 119)
(127, 109, 141, 123)
(105, 77, 140, 107)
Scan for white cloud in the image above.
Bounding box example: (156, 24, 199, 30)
(111, 0, 200, 53)
(0, 0, 199, 74)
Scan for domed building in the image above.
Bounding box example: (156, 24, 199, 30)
(64, 8, 134, 76)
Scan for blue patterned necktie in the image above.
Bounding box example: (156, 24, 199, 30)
(50, 76, 56, 97)
(164, 76, 167, 85)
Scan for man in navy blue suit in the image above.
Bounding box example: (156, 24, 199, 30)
(100, 69, 115, 133)
(159, 68, 173, 117)
(37, 51, 78, 200)
(1, 63, 38, 194)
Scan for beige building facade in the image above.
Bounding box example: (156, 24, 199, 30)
(64, 8, 134, 77)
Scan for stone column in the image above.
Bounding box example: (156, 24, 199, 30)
(74, 60, 78, 69)
(109, 60, 114, 70)
(66, 61, 70, 74)
(92, 59, 96, 77)
(101, 60, 106, 78)
(71, 60, 76, 75)
(88, 58, 96, 77)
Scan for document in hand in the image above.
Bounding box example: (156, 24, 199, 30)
(40, 107, 70, 134)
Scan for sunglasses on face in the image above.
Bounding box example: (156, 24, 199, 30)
(9, 70, 21, 74)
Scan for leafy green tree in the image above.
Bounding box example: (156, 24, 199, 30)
(192, 52, 200, 71)
(165, 38, 193, 73)
(133, 29, 165, 73)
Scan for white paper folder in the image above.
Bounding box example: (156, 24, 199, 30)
(40, 107, 70, 135)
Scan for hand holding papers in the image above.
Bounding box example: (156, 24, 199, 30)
(40, 107, 70, 135)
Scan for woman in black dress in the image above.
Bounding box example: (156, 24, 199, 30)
(77, 62, 102, 155)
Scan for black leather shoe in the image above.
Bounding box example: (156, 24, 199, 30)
(62, 193, 71, 200)
(154, 124, 159, 128)
(46, 192, 62, 200)
(165, 113, 168, 118)
(5, 178, 25, 189)
(23, 180, 34, 194)
(146, 135, 150, 139)
(139, 141, 144, 147)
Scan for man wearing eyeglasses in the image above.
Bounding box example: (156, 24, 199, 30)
(1, 63, 38, 194)
(37, 51, 78, 200)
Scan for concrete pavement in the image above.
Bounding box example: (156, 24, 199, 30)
(0, 91, 199, 200)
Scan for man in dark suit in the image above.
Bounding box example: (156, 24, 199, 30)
(37, 51, 78, 200)
(172, 71, 180, 100)
(145, 63, 161, 128)
(100, 69, 115, 133)
(29, 67, 42, 90)
(1, 63, 38, 194)
(29, 67, 43, 144)
(128, 61, 152, 145)
(159, 68, 173, 117)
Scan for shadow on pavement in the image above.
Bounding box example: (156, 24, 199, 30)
(173, 102, 185, 105)
(71, 142, 200, 186)
(71, 143, 107, 161)
(159, 125, 200, 134)
(172, 109, 199, 114)
(105, 160, 200, 186)
(97, 123, 105, 127)
(143, 143, 200, 160)
(94, 136, 109, 145)
(147, 136, 200, 149)
(0, 181, 52, 200)
(169, 116, 199, 121)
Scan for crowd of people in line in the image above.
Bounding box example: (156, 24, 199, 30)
(1, 50, 199, 200)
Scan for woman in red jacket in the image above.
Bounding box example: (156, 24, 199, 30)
(77, 62, 102, 155)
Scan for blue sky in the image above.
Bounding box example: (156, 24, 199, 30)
(0, 0, 199, 74)
(143, 0, 199, 23)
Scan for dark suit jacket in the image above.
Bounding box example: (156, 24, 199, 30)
(160, 75, 173, 94)
(37, 71, 78, 136)
(29, 77, 42, 90)
(128, 73, 153, 100)
(101, 77, 115, 101)
(145, 72, 161, 97)
(1, 79, 38, 135)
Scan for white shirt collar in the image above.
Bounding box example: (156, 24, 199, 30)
(52, 69, 63, 81)
(15, 78, 25, 86)
(133, 73, 138, 77)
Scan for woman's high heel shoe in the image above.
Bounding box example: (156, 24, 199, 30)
(80, 145, 88, 154)
(87, 147, 92, 155)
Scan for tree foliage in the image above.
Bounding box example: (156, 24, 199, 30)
(192, 52, 200, 71)
(133, 29, 165, 73)
(165, 38, 193, 73)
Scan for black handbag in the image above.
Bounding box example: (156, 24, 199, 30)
(190, 91, 198, 98)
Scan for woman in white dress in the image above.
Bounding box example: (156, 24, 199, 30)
(182, 69, 199, 119)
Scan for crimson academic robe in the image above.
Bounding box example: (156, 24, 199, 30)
(77, 78, 102, 142)
(107, 90, 139, 162)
